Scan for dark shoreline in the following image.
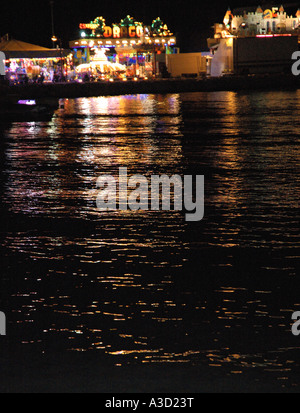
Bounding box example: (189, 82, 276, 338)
(1, 74, 299, 103)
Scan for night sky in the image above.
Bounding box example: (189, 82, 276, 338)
(4, 0, 299, 52)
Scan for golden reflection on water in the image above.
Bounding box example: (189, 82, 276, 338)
(2, 92, 300, 386)
(4, 94, 184, 219)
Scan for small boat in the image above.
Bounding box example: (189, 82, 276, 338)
(0, 99, 56, 122)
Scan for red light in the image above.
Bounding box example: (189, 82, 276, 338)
(256, 34, 292, 38)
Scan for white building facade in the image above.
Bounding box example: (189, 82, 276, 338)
(208, 5, 300, 77)
(223, 5, 300, 37)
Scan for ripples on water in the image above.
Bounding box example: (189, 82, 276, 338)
(0, 91, 299, 390)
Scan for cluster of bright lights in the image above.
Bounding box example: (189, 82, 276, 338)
(151, 17, 173, 37)
(222, 6, 300, 37)
(256, 33, 292, 37)
(18, 100, 36, 106)
(121, 16, 134, 26)
(78, 15, 173, 40)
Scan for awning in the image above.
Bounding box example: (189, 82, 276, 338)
(0, 38, 50, 52)
(0, 37, 71, 59)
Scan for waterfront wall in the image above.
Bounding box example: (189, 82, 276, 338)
(0, 75, 299, 103)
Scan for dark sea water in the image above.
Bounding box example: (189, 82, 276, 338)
(0, 91, 299, 392)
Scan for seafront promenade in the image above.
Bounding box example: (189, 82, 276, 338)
(0, 74, 299, 104)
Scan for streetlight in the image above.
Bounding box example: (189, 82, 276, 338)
(52, 36, 64, 81)
(50, 2, 64, 82)
(50, 1, 55, 48)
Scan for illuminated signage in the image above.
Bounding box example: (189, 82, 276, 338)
(263, 9, 273, 19)
(79, 23, 98, 30)
(79, 24, 144, 38)
(262, 8, 281, 19)
(79, 16, 173, 39)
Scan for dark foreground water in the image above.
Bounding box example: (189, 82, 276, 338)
(0, 91, 299, 392)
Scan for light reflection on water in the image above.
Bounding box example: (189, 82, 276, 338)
(1, 91, 300, 388)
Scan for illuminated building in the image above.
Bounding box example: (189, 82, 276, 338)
(219, 5, 300, 38)
(69, 15, 177, 77)
(208, 5, 300, 76)
(0, 34, 72, 82)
